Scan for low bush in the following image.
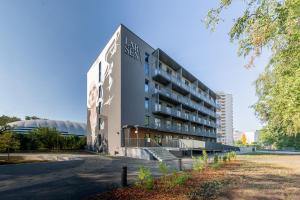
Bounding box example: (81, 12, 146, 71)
(202, 150, 208, 167)
(222, 155, 228, 162)
(192, 156, 205, 171)
(136, 165, 154, 190)
(159, 161, 169, 176)
(213, 154, 219, 164)
(174, 172, 191, 186)
(211, 162, 222, 169)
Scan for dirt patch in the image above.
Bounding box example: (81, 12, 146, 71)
(89, 155, 300, 200)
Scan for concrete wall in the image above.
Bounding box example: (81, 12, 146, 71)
(87, 26, 122, 155)
(120, 25, 154, 127)
(119, 147, 153, 160)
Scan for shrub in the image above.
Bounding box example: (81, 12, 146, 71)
(174, 172, 191, 186)
(159, 162, 169, 176)
(213, 154, 219, 164)
(227, 153, 231, 161)
(202, 150, 208, 167)
(136, 165, 154, 190)
(211, 162, 222, 169)
(192, 156, 205, 171)
(222, 155, 228, 162)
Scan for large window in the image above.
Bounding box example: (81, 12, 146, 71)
(144, 80, 149, 93)
(144, 53, 149, 76)
(166, 120, 171, 129)
(154, 118, 161, 128)
(98, 118, 102, 130)
(99, 62, 101, 82)
(145, 98, 149, 111)
(144, 116, 149, 126)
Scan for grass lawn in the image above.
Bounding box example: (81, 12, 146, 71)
(90, 154, 300, 200)
(0, 158, 49, 165)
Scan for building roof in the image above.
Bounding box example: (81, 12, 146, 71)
(8, 119, 86, 136)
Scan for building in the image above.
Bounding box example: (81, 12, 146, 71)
(8, 119, 86, 136)
(216, 92, 234, 145)
(87, 24, 237, 157)
(233, 130, 243, 143)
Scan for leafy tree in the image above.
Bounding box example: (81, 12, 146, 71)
(0, 132, 20, 160)
(205, 0, 300, 146)
(241, 134, 247, 145)
(0, 115, 20, 135)
(30, 128, 61, 150)
(25, 116, 45, 120)
(0, 115, 20, 126)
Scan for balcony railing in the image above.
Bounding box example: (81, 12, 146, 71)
(146, 122, 217, 138)
(153, 87, 216, 118)
(152, 68, 217, 107)
(153, 104, 216, 128)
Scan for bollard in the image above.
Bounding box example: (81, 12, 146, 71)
(178, 158, 182, 171)
(121, 165, 127, 187)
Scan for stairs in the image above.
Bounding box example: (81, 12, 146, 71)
(144, 147, 177, 161)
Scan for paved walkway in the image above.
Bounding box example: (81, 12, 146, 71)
(0, 154, 188, 200)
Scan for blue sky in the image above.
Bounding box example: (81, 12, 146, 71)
(0, 0, 269, 131)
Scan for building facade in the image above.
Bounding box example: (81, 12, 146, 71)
(216, 92, 234, 145)
(87, 25, 218, 155)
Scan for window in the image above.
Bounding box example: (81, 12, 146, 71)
(144, 53, 149, 76)
(99, 62, 101, 82)
(154, 118, 161, 128)
(177, 122, 181, 131)
(155, 102, 161, 111)
(166, 120, 171, 129)
(98, 118, 102, 130)
(145, 98, 149, 111)
(166, 68, 172, 75)
(192, 125, 196, 132)
(185, 80, 189, 86)
(98, 102, 102, 114)
(99, 86, 102, 98)
(144, 80, 149, 93)
(184, 124, 189, 132)
(166, 105, 172, 113)
(144, 116, 149, 126)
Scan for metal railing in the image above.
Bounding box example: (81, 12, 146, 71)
(153, 87, 216, 118)
(152, 68, 217, 107)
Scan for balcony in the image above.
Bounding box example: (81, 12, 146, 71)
(153, 87, 216, 118)
(152, 104, 216, 128)
(152, 68, 217, 107)
(147, 122, 216, 138)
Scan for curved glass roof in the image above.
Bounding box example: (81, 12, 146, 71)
(8, 119, 86, 136)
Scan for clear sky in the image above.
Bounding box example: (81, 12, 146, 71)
(0, 0, 269, 131)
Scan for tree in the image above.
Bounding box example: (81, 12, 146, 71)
(0, 115, 20, 134)
(241, 134, 248, 145)
(205, 0, 300, 145)
(0, 132, 20, 160)
(0, 115, 20, 126)
(25, 116, 44, 120)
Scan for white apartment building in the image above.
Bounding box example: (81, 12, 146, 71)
(216, 92, 234, 145)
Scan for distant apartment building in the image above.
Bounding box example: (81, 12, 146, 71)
(86, 24, 222, 156)
(216, 92, 234, 145)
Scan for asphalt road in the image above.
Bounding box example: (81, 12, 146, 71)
(0, 154, 183, 200)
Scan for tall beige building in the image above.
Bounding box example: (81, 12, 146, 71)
(216, 92, 234, 145)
